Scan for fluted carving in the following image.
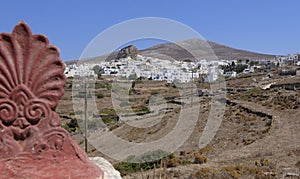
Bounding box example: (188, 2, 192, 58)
(0, 22, 104, 179)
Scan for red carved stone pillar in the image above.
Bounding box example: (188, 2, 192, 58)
(0, 22, 104, 179)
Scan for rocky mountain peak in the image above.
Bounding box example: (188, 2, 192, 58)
(117, 45, 139, 59)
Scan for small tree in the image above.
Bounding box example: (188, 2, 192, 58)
(231, 61, 236, 67)
(128, 73, 137, 80)
(92, 65, 100, 74)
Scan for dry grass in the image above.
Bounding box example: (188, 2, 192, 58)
(57, 74, 300, 178)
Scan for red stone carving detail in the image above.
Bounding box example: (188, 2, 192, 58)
(0, 22, 104, 179)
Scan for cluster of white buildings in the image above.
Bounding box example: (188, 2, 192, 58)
(106, 55, 203, 83)
(257, 53, 300, 67)
(64, 52, 300, 83)
(64, 55, 227, 83)
(64, 63, 97, 78)
(275, 54, 299, 66)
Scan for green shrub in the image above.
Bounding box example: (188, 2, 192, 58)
(132, 105, 150, 114)
(151, 90, 159, 95)
(100, 109, 116, 115)
(95, 81, 112, 90)
(109, 124, 120, 131)
(96, 92, 104, 99)
(296, 161, 300, 168)
(114, 150, 172, 176)
(75, 110, 83, 115)
(114, 161, 138, 176)
(101, 115, 118, 124)
(66, 83, 72, 89)
(62, 118, 79, 133)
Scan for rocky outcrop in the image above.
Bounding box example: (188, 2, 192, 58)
(117, 45, 139, 59)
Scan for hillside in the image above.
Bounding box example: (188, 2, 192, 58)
(58, 73, 300, 178)
(140, 39, 275, 61)
(67, 38, 276, 64)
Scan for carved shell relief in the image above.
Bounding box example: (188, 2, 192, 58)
(0, 22, 67, 156)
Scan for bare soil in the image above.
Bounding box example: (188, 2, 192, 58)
(56, 72, 300, 178)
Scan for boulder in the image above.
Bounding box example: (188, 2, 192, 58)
(90, 157, 122, 179)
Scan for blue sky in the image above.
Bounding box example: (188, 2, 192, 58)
(1, 0, 299, 61)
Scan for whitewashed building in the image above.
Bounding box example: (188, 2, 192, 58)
(224, 71, 237, 78)
(204, 67, 223, 83)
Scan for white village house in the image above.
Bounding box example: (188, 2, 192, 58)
(224, 71, 237, 78)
